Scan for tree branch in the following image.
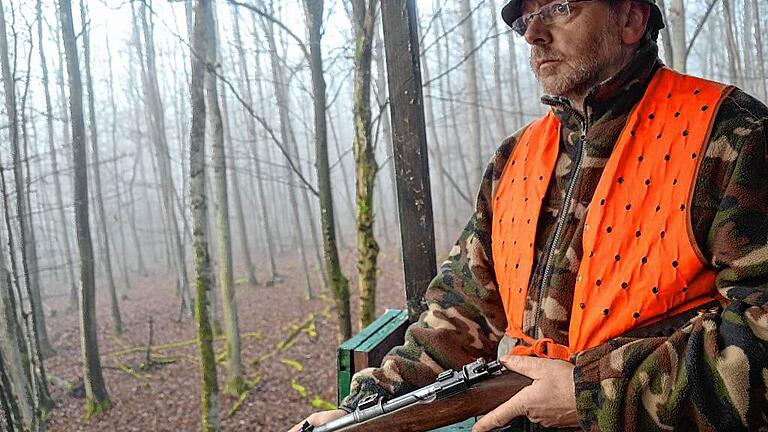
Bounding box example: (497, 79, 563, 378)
(226, 0, 310, 61)
(685, 0, 720, 63)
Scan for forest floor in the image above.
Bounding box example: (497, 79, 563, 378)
(41, 244, 416, 431)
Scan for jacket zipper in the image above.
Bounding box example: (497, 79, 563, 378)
(530, 100, 588, 340)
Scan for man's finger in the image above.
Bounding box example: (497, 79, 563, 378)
(471, 386, 535, 432)
(500, 354, 549, 379)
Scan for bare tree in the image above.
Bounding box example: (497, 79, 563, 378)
(420, 16, 451, 251)
(375, 18, 398, 248)
(230, 8, 279, 285)
(0, 268, 34, 430)
(126, 50, 150, 277)
(752, 0, 768, 101)
(0, 3, 55, 423)
(668, 0, 687, 71)
(489, 0, 507, 137)
(80, 0, 123, 334)
(106, 34, 132, 296)
(260, 8, 314, 297)
(722, 0, 743, 86)
(134, 0, 192, 316)
(350, 0, 380, 328)
(0, 0, 54, 361)
(221, 89, 258, 287)
(37, 0, 78, 316)
(0, 334, 22, 431)
(189, 0, 220, 429)
(303, 0, 352, 340)
(205, 2, 245, 396)
(459, 0, 483, 185)
(59, 0, 111, 418)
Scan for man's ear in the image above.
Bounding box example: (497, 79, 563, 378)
(620, 2, 650, 45)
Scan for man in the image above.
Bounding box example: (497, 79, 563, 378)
(291, 0, 768, 430)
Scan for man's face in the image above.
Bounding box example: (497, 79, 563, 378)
(521, 0, 626, 101)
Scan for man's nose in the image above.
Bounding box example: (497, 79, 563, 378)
(524, 16, 552, 46)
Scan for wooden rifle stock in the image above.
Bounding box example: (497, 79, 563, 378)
(337, 370, 531, 432)
(324, 360, 531, 432)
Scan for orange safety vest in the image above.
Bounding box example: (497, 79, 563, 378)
(492, 68, 733, 361)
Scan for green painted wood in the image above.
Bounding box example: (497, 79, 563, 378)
(336, 348, 352, 405)
(355, 310, 408, 352)
(338, 309, 402, 351)
(337, 309, 407, 404)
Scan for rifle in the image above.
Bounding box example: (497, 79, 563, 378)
(301, 358, 532, 432)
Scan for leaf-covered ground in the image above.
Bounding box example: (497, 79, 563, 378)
(42, 247, 408, 431)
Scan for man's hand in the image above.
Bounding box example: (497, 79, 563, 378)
(471, 355, 579, 432)
(287, 409, 347, 432)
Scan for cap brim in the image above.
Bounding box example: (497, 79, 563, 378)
(501, 0, 665, 31)
(501, 0, 521, 29)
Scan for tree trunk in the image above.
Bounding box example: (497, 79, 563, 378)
(53, 2, 79, 312)
(420, 24, 450, 252)
(351, 0, 381, 328)
(0, 268, 34, 430)
(0, 0, 54, 362)
(261, 14, 313, 297)
(330, 110, 356, 240)
(221, 86, 258, 287)
(106, 34, 132, 296)
(80, 0, 123, 335)
(126, 57, 150, 277)
(189, 1, 221, 429)
(38, 0, 78, 315)
(231, 9, 279, 285)
(489, 0, 508, 138)
(668, 0, 686, 72)
(135, 1, 192, 316)
(722, 0, 742, 87)
(753, 0, 768, 101)
(302, 0, 352, 340)
(506, 32, 525, 129)
(204, 6, 245, 396)
(374, 21, 397, 247)
(438, 11, 473, 197)
(655, 0, 675, 68)
(0, 337, 22, 431)
(59, 0, 111, 418)
(0, 4, 56, 425)
(459, 0, 483, 186)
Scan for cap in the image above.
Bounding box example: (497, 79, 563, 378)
(501, 0, 665, 32)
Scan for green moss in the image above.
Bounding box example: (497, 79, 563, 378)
(84, 397, 111, 421)
(280, 358, 305, 372)
(223, 374, 249, 397)
(309, 395, 336, 411)
(290, 379, 308, 398)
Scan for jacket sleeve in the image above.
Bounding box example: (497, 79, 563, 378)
(338, 135, 520, 412)
(573, 97, 768, 431)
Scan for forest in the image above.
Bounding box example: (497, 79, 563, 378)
(0, 0, 765, 430)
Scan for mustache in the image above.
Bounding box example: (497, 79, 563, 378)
(530, 47, 564, 66)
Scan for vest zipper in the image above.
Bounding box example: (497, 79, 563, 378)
(531, 101, 588, 341)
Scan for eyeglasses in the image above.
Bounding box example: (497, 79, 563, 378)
(511, 0, 595, 36)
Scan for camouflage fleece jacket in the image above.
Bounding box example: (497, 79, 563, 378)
(341, 40, 768, 431)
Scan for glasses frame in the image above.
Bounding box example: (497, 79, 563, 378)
(511, 0, 595, 36)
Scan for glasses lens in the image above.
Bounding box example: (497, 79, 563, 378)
(512, 16, 528, 36)
(540, 2, 569, 24)
(512, 2, 572, 36)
